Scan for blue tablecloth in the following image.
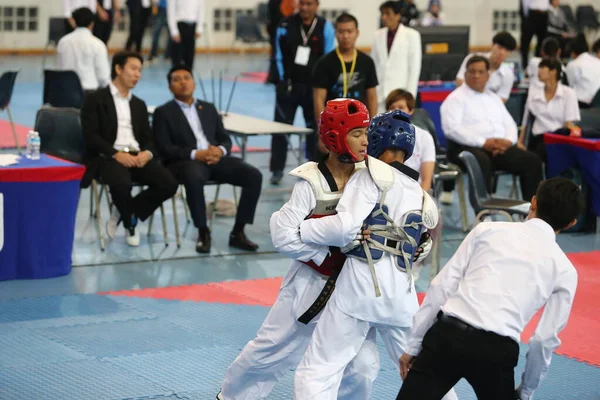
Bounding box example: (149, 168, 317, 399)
(0, 154, 84, 280)
(545, 134, 600, 217)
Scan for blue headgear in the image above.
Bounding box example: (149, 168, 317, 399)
(367, 110, 416, 161)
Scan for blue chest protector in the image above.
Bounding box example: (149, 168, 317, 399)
(346, 203, 425, 273)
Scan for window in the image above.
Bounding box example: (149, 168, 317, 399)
(493, 9, 519, 31)
(0, 6, 38, 32)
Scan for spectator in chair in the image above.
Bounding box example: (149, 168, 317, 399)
(386, 89, 436, 192)
(565, 35, 600, 108)
(153, 65, 262, 254)
(81, 51, 178, 247)
(440, 55, 543, 204)
(456, 31, 517, 103)
(519, 58, 580, 162)
(57, 7, 111, 91)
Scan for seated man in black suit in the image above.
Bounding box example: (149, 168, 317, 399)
(82, 51, 178, 247)
(153, 65, 263, 253)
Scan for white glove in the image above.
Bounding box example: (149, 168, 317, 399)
(413, 232, 432, 263)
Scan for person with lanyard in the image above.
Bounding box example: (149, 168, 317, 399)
(396, 177, 582, 400)
(269, 0, 335, 185)
(518, 58, 580, 163)
(312, 13, 379, 124)
(216, 99, 382, 400)
(293, 110, 456, 400)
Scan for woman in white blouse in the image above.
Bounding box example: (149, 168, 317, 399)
(518, 58, 580, 162)
(386, 89, 436, 192)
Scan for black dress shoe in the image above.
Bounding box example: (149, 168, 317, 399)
(196, 229, 211, 253)
(229, 231, 259, 251)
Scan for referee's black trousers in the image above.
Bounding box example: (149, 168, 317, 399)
(397, 313, 520, 400)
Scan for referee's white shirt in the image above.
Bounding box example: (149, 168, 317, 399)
(406, 219, 578, 400)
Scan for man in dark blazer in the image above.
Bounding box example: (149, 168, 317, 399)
(81, 51, 178, 247)
(153, 65, 263, 253)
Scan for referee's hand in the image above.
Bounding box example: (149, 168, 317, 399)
(399, 353, 415, 380)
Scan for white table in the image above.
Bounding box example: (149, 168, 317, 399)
(147, 107, 314, 163)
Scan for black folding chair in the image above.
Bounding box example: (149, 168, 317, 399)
(576, 5, 600, 32)
(0, 70, 20, 152)
(459, 151, 530, 227)
(43, 70, 85, 109)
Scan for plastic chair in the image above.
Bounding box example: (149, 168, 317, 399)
(560, 5, 578, 31)
(34, 106, 85, 164)
(229, 14, 269, 52)
(43, 70, 85, 109)
(0, 70, 20, 152)
(458, 151, 531, 227)
(42, 18, 68, 71)
(576, 5, 600, 31)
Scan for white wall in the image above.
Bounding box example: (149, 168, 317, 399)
(0, 0, 594, 50)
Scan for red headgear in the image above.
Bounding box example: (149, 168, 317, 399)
(319, 98, 371, 163)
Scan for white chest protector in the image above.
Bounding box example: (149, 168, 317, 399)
(289, 161, 366, 276)
(346, 156, 439, 296)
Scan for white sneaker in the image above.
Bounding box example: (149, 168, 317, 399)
(126, 227, 140, 247)
(106, 207, 121, 239)
(440, 191, 454, 205)
(216, 392, 224, 400)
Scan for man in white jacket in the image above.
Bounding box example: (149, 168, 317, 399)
(371, 1, 422, 113)
(217, 99, 380, 400)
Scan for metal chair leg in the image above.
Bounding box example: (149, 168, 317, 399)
(6, 106, 21, 153)
(92, 181, 105, 251)
(210, 184, 221, 231)
(89, 186, 94, 217)
(457, 173, 469, 232)
(181, 185, 191, 223)
(233, 186, 239, 207)
(172, 196, 181, 248)
(160, 203, 168, 247)
(147, 213, 154, 237)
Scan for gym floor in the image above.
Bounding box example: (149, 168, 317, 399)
(0, 53, 599, 399)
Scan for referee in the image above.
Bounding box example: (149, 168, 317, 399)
(270, 0, 335, 185)
(396, 177, 583, 400)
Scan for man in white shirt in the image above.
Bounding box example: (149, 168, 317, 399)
(456, 31, 517, 102)
(63, 0, 97, 33)
(81, 51, 178, 246)
(168, 0, 205, 68)
(371, 1, 422, 113)
(57, 7, 111, 91)
(565, 37, 600, 108)
(397, 177, 582, 400)
(442, 55, 543, 203)
(520, 0, 549, 68)
(93, 0, 121, 44)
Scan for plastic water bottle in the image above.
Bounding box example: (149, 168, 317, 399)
(26, 130, 34, 159)
(30, 131, 41, 160)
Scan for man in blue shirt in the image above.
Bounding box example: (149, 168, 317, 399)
(270, 0, 335, 185)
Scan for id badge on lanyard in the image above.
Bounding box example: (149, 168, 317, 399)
(335, 48, 357, 98)
(295, 18, 317, 66)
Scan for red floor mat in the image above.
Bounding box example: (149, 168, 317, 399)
(0, 119, 29, 149)
(104, 252, 599, 366)
(521, 251, 600, 366)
